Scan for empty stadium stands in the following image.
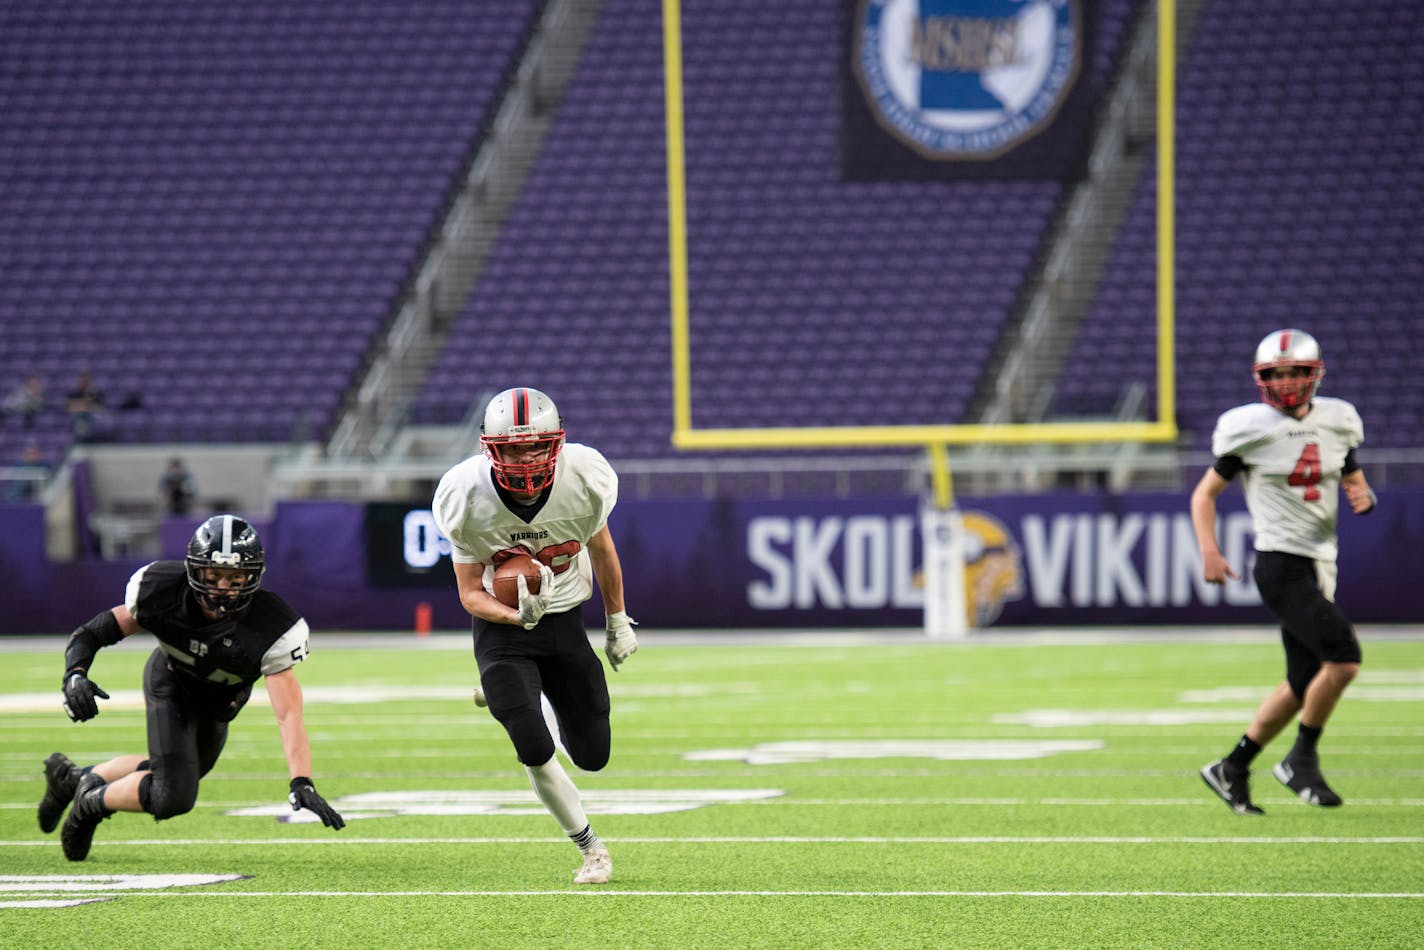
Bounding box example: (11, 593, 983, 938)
(1056, 0, 1422, 450)
(0, 0, 544, 469)
(414, 0, 1146, 460)
(4, 0, 1414, 496)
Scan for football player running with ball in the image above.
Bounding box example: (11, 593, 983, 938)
(39, 515, 344, 861)
(1192, 329, 1376, 815)
(433, 387, 637, 885)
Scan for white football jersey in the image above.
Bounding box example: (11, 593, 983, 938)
(1210, 396, 1363, 562)
(431, 442, 617, 613)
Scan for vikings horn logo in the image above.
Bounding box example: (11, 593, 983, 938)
(960, 510, 1026, 626)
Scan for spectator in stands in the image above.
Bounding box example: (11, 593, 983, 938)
(38, 515, 345, 862)
(64, 370, 105, 440)
(1192, 329, 1375, 816)
(432, 387, 638, 885)
(3, 373, 45, 429)
(5, 443, 50, 503)
(159, 457, 198, 516)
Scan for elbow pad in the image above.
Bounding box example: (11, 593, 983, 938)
(64, 610, 125, 676)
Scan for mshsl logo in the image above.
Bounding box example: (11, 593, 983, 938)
(854, 0, 1081, 159)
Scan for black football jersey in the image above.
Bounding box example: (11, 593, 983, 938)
(125, 561, 309, 714)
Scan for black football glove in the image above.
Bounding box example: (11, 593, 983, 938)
(289, 777, 345, 829)
(62, 670, 110, 722)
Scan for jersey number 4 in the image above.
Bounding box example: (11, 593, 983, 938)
(1288, 443, 1322, 501)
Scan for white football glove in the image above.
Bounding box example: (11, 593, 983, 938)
(516, 565, 556, 630)
(604, 611, 638, 672)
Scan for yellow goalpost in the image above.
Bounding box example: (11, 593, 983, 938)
(660, 0, 1177, 635)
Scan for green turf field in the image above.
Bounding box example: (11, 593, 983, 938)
(2, 631, 1422, 948)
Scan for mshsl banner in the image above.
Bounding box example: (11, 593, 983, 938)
(841, 0, 1104, 180)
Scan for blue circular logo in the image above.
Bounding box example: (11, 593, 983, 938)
(854, 0, 1082, 159)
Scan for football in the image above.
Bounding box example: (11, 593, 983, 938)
(491, 554, 541, 608)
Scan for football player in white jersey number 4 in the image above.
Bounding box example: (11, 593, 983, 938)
(1191, 329, 1376, 815)
(432, 387, 638, 885)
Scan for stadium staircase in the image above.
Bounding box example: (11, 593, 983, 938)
(322, 0, 604, 463)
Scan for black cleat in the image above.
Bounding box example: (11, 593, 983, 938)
(1200, 759, 1265, 815)
(61, 773, 113, 862)
(38, 753, 83, 834)
(1273, 758, 1344, 807)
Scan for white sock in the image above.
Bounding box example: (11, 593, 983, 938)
(525, 756, 588, 837)
(540, 692, 568, 760)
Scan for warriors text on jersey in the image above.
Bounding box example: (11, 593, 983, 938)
(1211, 397, 1363, 562)
(432, 442, 617, 613)
(124, 560, 310, 718)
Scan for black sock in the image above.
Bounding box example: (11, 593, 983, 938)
(1289, 723, 1323, 761)
(1225, 734, 1261, 771)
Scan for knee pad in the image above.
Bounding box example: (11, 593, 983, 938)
(561, 721, 611, 772)
(1316, 611, 1362, 664)
(139, 773, 198, 821)
(497, 707, 557, 766)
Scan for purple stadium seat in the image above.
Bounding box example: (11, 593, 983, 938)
(414, 0, 1146, 455)
(0, 0, 545, 451)
(1059, 0, 1423, 448)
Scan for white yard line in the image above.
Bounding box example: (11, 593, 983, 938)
(14, 795, 1422, 809)
(3, 835, 1423, 846)
(4, 889, 1424, 901)
(3, 626, 1423, 655)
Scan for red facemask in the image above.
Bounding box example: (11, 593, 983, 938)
(482, 434, 564, 493)
(1255, 363, 1323, 409)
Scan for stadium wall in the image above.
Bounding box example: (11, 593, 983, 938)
(3, 491, 1420, 634)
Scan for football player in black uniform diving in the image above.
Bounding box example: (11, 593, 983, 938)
(39, 514, 344, 861)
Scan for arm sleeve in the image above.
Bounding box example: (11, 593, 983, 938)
(64, 610, 126, 675)
(1212, 455, 1244, 481)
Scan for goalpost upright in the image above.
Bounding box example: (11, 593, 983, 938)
(660, 0, 1177, 636)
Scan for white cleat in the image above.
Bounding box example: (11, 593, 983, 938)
(472, 686, 488, 708)
(573, 848, 611, 885)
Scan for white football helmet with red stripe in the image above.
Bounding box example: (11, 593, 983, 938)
(1253, 328, 1324, 410)
(480, 387, 565, 493)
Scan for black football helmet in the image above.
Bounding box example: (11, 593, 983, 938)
(186, 514, 265, 617)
